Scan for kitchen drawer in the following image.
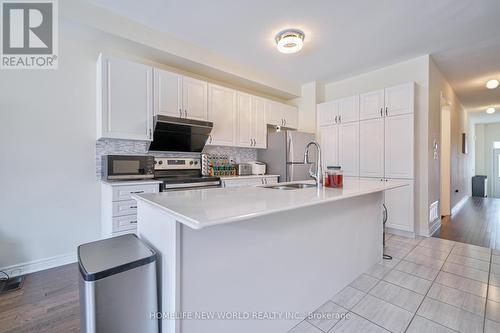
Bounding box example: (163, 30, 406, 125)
(112, 215, 138, 232)
(112, 184, 159, 201)
(112, 199, 138, 217)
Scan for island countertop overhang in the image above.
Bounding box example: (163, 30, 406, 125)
(133, 178, 409, 230)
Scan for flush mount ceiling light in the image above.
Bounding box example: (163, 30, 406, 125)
(486, 79, 499, 89)
(486, 107, 496, 114)
(275, 29, 305, 54)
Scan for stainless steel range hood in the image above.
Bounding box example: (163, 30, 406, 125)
(148, 115, 213, 152)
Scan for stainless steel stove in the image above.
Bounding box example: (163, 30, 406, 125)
(154, 157, 221, 191)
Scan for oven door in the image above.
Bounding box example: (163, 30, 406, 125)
(161, 181, 221, 192)
(104, 155, 154, 180)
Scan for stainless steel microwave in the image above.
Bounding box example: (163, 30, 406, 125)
(102, 155, 155, 180)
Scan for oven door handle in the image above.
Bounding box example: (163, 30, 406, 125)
(163, 181, 221, 190)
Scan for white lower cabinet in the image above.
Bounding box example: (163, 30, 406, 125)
(384, 180, 414, 232)
(101, 182, 160, 238)
(221, 176, 278, 188)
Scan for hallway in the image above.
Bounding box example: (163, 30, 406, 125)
(434, 197, 500, 250)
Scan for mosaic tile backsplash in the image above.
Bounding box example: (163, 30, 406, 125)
(96, 139, 257, 178)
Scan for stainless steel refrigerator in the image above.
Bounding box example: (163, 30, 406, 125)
(258, 130, 316, 182)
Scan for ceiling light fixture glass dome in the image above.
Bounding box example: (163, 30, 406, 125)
(486, 107, 496, 114)
(486, 79, 499, 89)
(275, 29, 305, 54)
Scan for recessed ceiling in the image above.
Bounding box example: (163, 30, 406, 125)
(86, 0, 500, 110)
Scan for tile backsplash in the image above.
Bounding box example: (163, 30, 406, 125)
(96, 139, 257, 178)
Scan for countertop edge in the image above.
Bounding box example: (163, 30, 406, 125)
(133, 181, 409, 230)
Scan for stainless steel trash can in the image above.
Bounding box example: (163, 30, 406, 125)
(78, 234, 158, 333)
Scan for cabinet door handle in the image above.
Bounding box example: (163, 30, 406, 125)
(130, 206, 137, 209)
(179, 108, 182, 117)
(265, 178, 268, 184)
(284, 119, 287, 126)
(380, 108, 383, 117)
(334, 115, 338, 123)
(130, 220, 137, 224)
(131, 191, 144, 194)
(149, 129, 152, 139)
(338, 115, 341, 123)
(184, 109, 187, 118)
(385, 107, 388, 116)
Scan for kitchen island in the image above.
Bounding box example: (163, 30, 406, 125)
(134, 178, 409, 333)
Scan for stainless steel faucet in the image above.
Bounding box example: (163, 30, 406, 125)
(304, 140, 322, 187)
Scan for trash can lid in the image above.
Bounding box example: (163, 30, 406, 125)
(78, 234, 156, 281)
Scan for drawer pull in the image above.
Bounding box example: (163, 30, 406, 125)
(130, 206, 137, 209)
(131, 191, 144, 194)
(130, 220, 137, 224)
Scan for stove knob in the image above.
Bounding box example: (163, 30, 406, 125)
(194, 161, 198, 165)
(189, 161, 194, 165)
(158, 160, 163, 165)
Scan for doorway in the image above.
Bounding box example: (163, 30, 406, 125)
(440, 97, 452, 216)
(494, 149, 500, 198)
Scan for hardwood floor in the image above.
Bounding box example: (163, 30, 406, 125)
(433, 196, 500, 249)
(0, 264, 79, 333)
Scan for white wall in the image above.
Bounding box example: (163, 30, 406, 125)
(322, 55, 430, 235)
(0, 21, 101, 271)
(0, 20, 295, 273)
(475, 122, 500, 196)
(429, 58, 472, 211)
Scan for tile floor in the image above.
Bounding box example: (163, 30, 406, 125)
(287, 233, 500, 333)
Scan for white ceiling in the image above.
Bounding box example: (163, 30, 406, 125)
(87, 0, 500, 110)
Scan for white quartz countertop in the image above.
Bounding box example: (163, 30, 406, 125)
(220, 174, 279, 180)
(133, 178, 409, 230)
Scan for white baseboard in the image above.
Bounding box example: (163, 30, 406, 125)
(385, 227, 415, 238)
(451, 195, 469, 216)
(0, 252, 77, 277)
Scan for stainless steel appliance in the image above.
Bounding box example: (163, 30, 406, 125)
(236, 163, 252, 176)
(148, 115, 213, 152)
(78, 234, 158, 333)
(257, 130, 316, 182)
(154, 157, 221, 191)
(102, 155, 155, 180)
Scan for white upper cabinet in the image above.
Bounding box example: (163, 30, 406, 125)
(360, 89, 385, 120)
(236, 92, 253, 147)
(384, 113, 414, 179)
(236, 94, 267, 148)
(338, 95, 359, 123)
(359, 118, 384, 178)
(253, 97, 267, 148)
(282, 104, 298, 129)
(317, 101, 337, 126)
(207, 84, 237, 146)
(319, 125, 339, 170)
(267, 101, 298, 129)
(97, 55, 153, 141)
(338, 122, 360, 176)
(182, 76, 208, 121)
(153, 68, 182, 118)
(384, 82, 414, 117)
(153, 69, 208, 120)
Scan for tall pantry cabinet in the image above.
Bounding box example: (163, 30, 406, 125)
(359, 82, 415, 233)
(318, 82, 415, 234)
